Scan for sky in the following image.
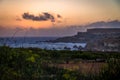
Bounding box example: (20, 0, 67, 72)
(0, 0, 120, 36)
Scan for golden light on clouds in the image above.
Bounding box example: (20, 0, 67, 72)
(0, 0, 120, 28)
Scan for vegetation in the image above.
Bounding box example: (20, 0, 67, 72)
(0, 46, 120, 80)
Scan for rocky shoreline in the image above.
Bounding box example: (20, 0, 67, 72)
(48, 28, 120, 52)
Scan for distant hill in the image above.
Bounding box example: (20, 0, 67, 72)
(49, 28, 120, 52)
(50, 28, 120, 43)
(85, 20, 120, 28)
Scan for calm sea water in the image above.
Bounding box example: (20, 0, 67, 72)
(0, 37, 86, 50)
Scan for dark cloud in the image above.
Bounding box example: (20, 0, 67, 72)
(116, 0, 120, 3)
(43, 13, 54, 19)
(57, 14, 62, 18)
(115, 0, 120, 6)
(22, 12, 62, 22)
(22, 13, 46, 21)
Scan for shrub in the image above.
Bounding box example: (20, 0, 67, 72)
(99, 58, 120, 80)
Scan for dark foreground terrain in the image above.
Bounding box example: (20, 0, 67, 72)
(0, 46, 120, 80)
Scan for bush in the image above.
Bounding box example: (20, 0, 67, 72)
(99, 58, 120, 80)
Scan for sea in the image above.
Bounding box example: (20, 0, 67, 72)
(0, 37, 86, 50)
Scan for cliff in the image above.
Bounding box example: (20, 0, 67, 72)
(49, 28, 120, 52)
(51, 28, 120, 43)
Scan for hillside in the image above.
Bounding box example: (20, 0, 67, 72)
(49, 28, 120, 52)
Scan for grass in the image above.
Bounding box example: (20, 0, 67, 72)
(0, 46, 120, 80)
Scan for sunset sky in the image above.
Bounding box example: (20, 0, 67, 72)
(0, 0, 120, 36)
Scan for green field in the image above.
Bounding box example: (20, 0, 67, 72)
(0, 46, 120, 80)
